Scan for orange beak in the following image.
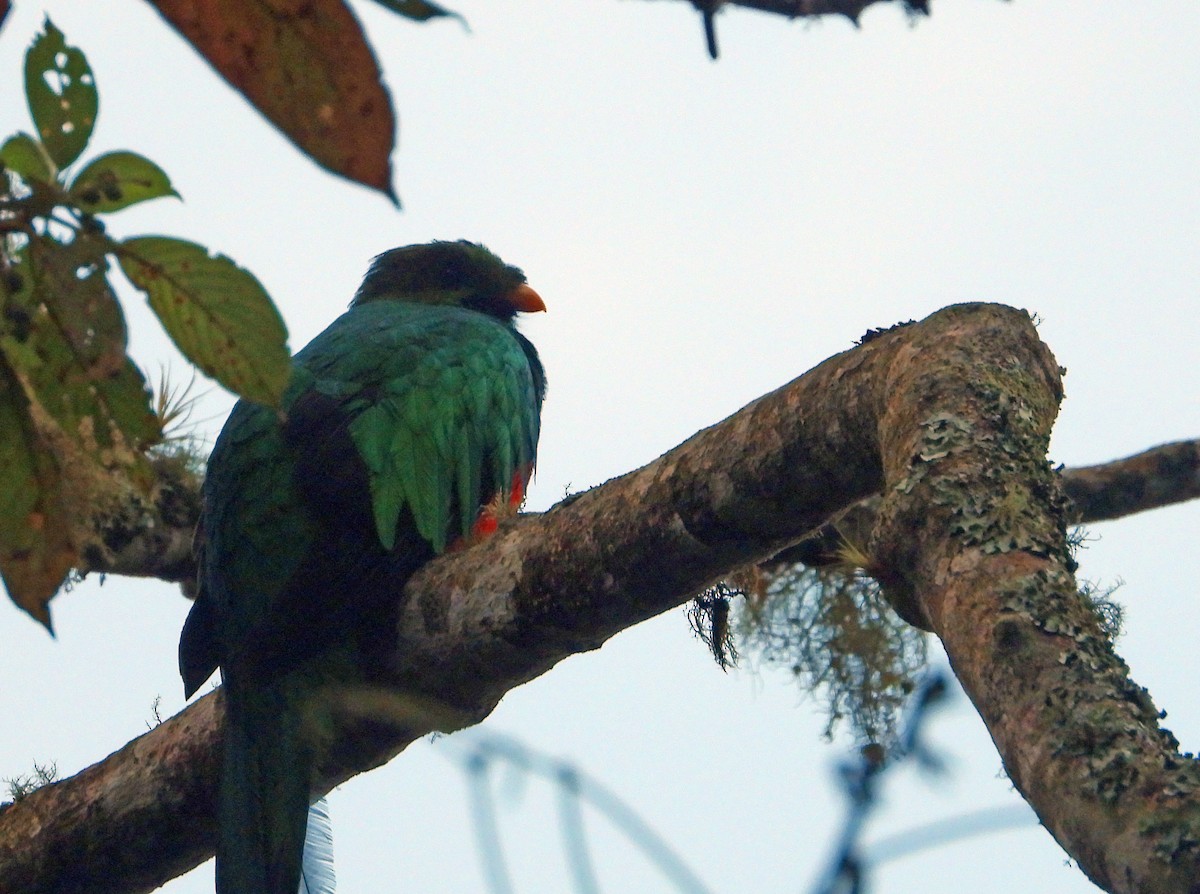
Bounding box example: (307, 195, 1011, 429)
(508, 283, 547, 314)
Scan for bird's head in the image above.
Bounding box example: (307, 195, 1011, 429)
(351, 240, 546, 321)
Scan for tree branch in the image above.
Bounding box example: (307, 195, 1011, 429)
(767, 438, 1200, 570)
(675, 0, 934, 58)
(82, 451, 201, 588)
(678, 0, 930, 27)
(1062, 439, 1200, 523)
(3, 304, 1197, 894)
(72, 426, 1200, 595)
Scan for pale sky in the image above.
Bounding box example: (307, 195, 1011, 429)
(2, 2, 1198, 892)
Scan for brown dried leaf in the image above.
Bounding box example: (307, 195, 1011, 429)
(146, 0, 396, 200)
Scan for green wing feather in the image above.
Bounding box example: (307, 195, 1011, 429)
(299, 300, 540, 553)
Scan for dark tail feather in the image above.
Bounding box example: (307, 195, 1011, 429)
(218, 674, 313, 894)
(180, 592, 221, 699)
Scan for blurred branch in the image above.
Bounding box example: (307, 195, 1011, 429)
(1060, 439, 1200, 523)
(811, 672, 950, 894)
(726, 0, 925, 17)
(443, 731, 716, 894)
(465, 752, 516, 894)
(811, 673, 1034, 890)
(677, 0, 933, 59)
(674, 0, 930, 28)
(866, 803, 1034, 866)
(556, 767, 602, 894)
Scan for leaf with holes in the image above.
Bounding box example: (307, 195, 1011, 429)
(117, 237, 291, 407)
(68, 151, 179, 214)
(24, 18, 97, 169)
(8, 236, 163, 460)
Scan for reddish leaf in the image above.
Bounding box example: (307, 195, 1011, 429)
(146, 0, 396, 200)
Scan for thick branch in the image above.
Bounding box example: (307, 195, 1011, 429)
(72, 433, 1200, 594)
(4, 298, 900, 893)
(865, 309, 1200, 892)
(3, 304, 1198, 894)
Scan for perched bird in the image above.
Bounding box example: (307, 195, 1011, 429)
(179, 241, 547, 894)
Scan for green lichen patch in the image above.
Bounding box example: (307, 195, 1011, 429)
(999, 569, 1114, 656)
(998, 567, 1200, 822)
(1140, 806, 1200, 865)
(896, 365, 1074, 567)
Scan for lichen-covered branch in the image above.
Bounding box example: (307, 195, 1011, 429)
(2, 304, 1197, 894)
(80, 451, 202, 587)
(864, 308, 1199, 892)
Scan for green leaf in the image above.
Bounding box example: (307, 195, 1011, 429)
(68, 151, 179, 214)
(0, 132, 52, 183)
(0, 361, 74, 630)
(117, 237, 291, 407)
(0, 233, 164, 630)
(24, 18, 97, 169)
(368, 0, 466, 25)
(5, 237, 162, 457)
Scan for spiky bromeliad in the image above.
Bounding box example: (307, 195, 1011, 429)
(179, 241, 547, 894)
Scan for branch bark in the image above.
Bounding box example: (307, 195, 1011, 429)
(2, 303, 1197, 894)
(75, 430, 1200, 591)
